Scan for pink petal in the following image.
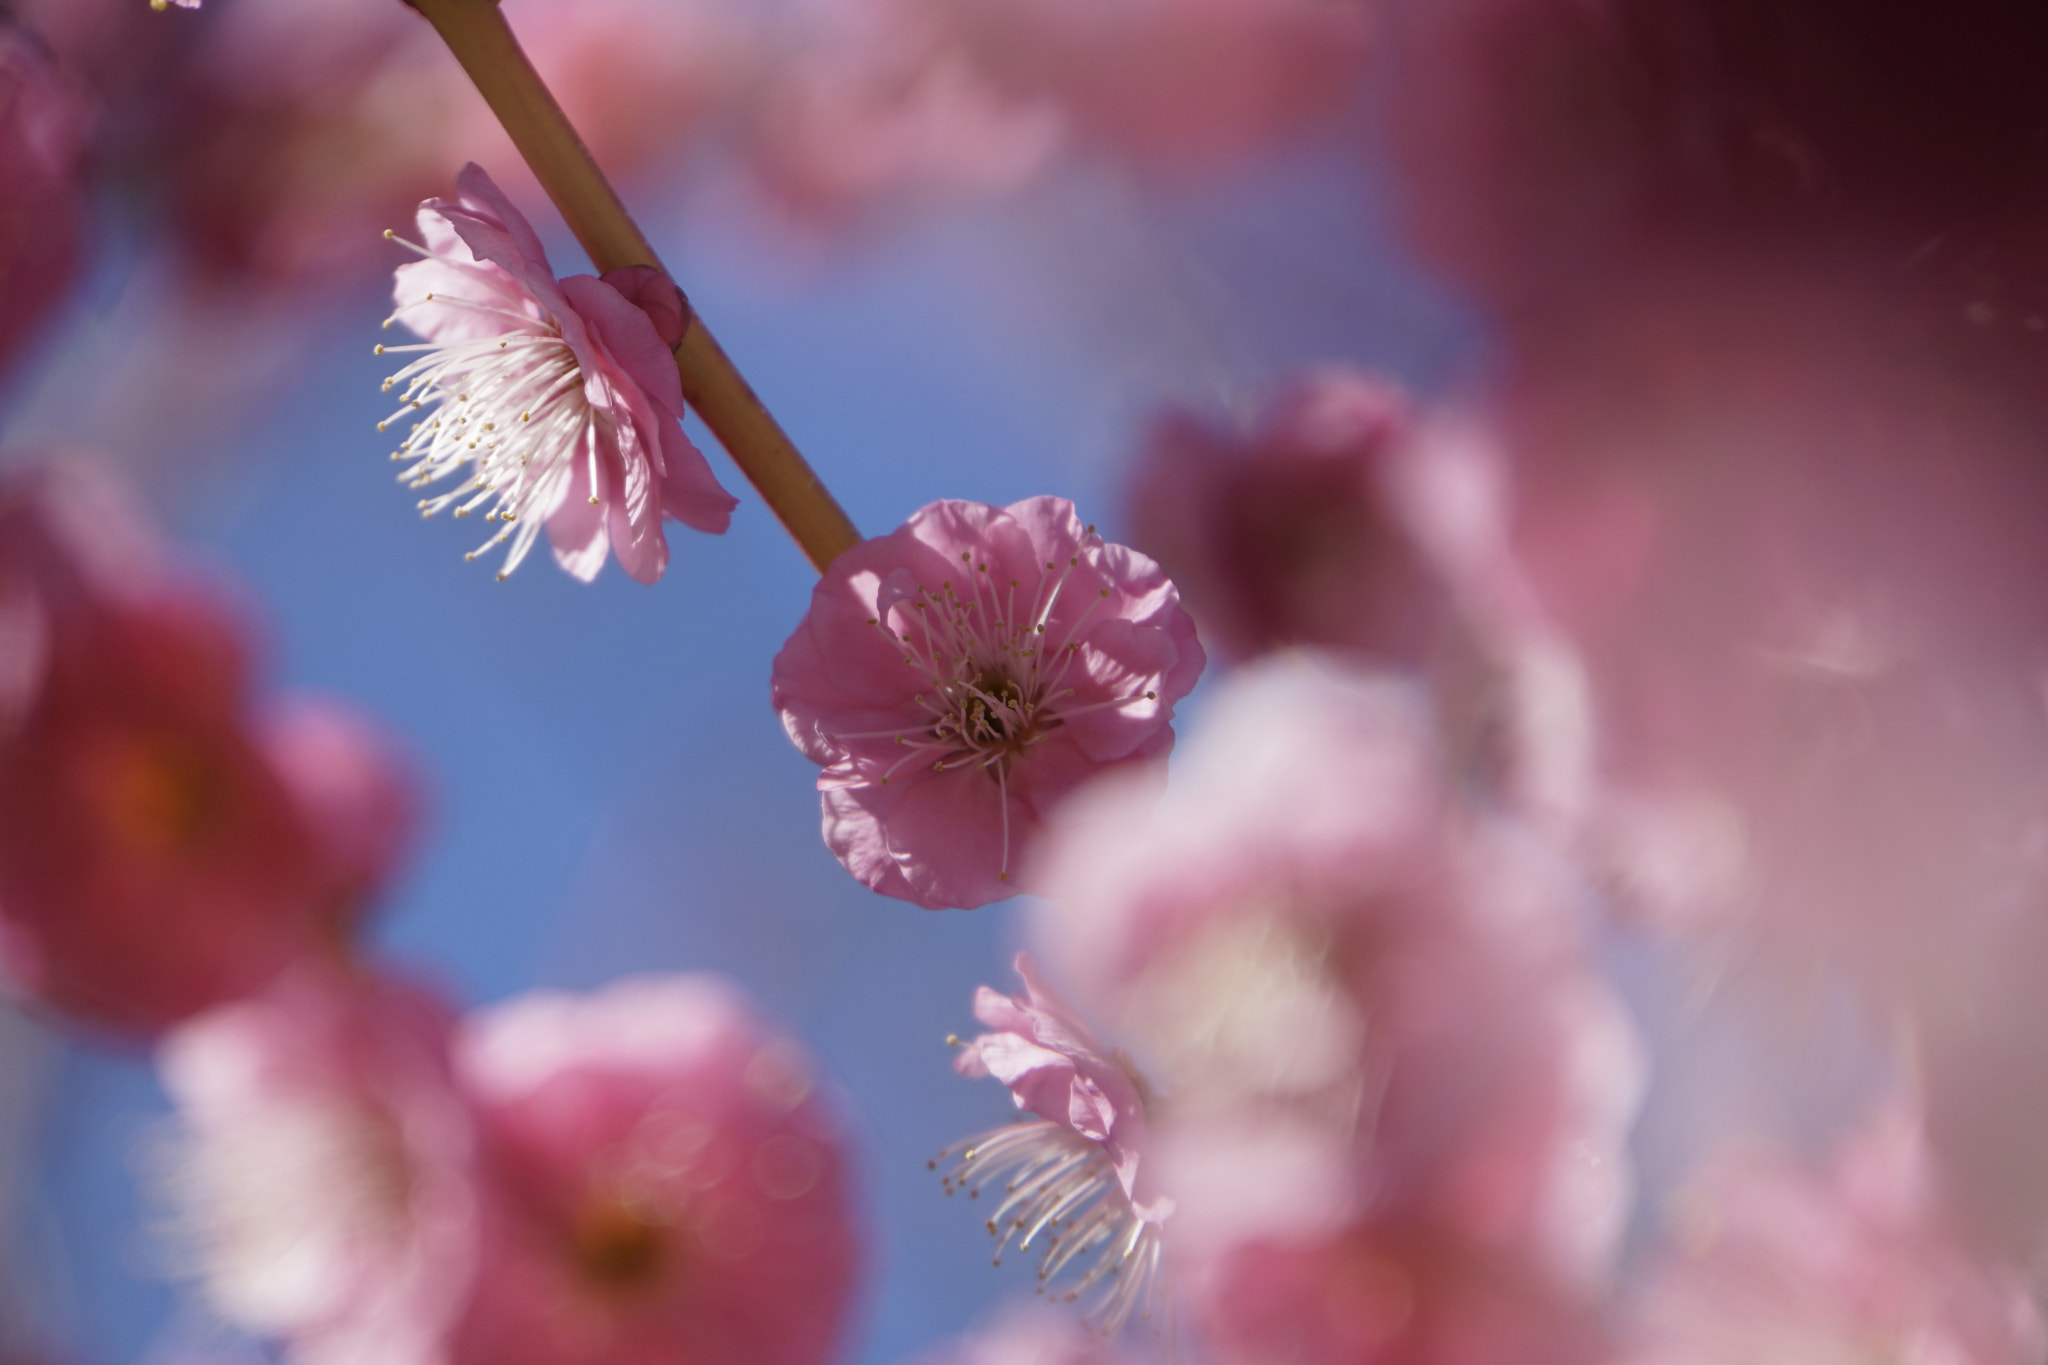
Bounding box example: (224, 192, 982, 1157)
(544, 462, 610, 583)
(561, 271, 691, 420)
(657, 421, 738, 534)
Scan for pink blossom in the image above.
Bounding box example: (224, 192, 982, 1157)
(1031, 656, 1644, 1299)
(954, 954, 1157, 1210)
(1197, 1220, 1607, 1365)
(146, 0, 751, 295)
(909, 1303, 1147, 1365)
(0, 469, 333, 1035)
(446, 974, 861, 1365)
(256, 693, 422, 928)
(0, 29, 90, 377)
(1128, 371, 1444, 664)
(903, 0, 1375, 173)
(1499, 268, 2048, 1014)
(1622, 1103, 2044, 1365)
(740, 0, 1064, 227)
(940, 956, 1169, 1332)
(380, 163, 736, 582)
(772, 496, 1203, 909)
(155, 963, 478, 1365)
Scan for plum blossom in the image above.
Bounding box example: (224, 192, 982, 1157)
(1030, 655, 1644, 1347)
(446, 974, 861, 1365)
(378, 163, 736, 583)
(139, 0, 752, 295)
(0, 467, 336, 1035)
(1196, 1219, 1607, 1365)
(155, 964, 478, 1365)
(910, 1303, 1149, 1365)
(898, 0, 1375, 174)
(772, 497, 1203, 909)
(938, 955, 1169, 1334)
(1498, 269, 2048, 1017)
(740, 3, 1064, 227)
(1128, 371, 1442, 664)
(1622, 1103, 2044, 1365)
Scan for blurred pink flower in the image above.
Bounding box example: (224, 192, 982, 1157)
(0, 468, 334, 1036)
(1499, 269, 2048, 1014)
(740, 2, 1064, 228)
(447, 974, 861, 1365)
(940, 955, 1169, 1333)
(149, 0, 752, 296)
(256, 694, 423, 929)
(380, 163, 735, 583)
(772, 496, 1203, 909)
(156, 963, 478, 1365)
(0, 27, 90, 377)
(906, 0, 1375, 173)
(1197, 1219, 1607, 1365)
(1032, 656, 1644, 1303)
(1128, 371, 1443, 664)
(910, 1303, 1147, 1365)
(1622, 1103, 2044, 1365)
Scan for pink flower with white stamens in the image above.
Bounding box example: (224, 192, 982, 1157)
(772, 496, 1204, 909)
(377, 163, 736, 583)
(938, 954, 1170, 1335)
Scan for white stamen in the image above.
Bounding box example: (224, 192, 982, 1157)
(376, 279, 608, 576)
(932, 1118, 1167, 1337)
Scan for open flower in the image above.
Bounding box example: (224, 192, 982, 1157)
(155, 964, 478, 1365)
(0, 466, 334, 1035)
(938, 955, 1170, 1335)
(377, 163, 735, 583)
(772, 496, 1203, 909)
(446, 974, 861, 1365)
(1029, 655, 1644, 1350)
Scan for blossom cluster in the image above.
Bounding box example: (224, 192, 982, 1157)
(7, 0, 2048, 1364)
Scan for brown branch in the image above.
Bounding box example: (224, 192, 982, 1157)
(405, 0, 862, 574)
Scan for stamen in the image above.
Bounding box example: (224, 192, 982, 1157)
(931, 1118, 1167, 1337)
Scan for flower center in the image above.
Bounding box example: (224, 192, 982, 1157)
(571, 1193, 667, 1291)
(950, 670, 1034, 753)
(90, 730, 230, 859)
